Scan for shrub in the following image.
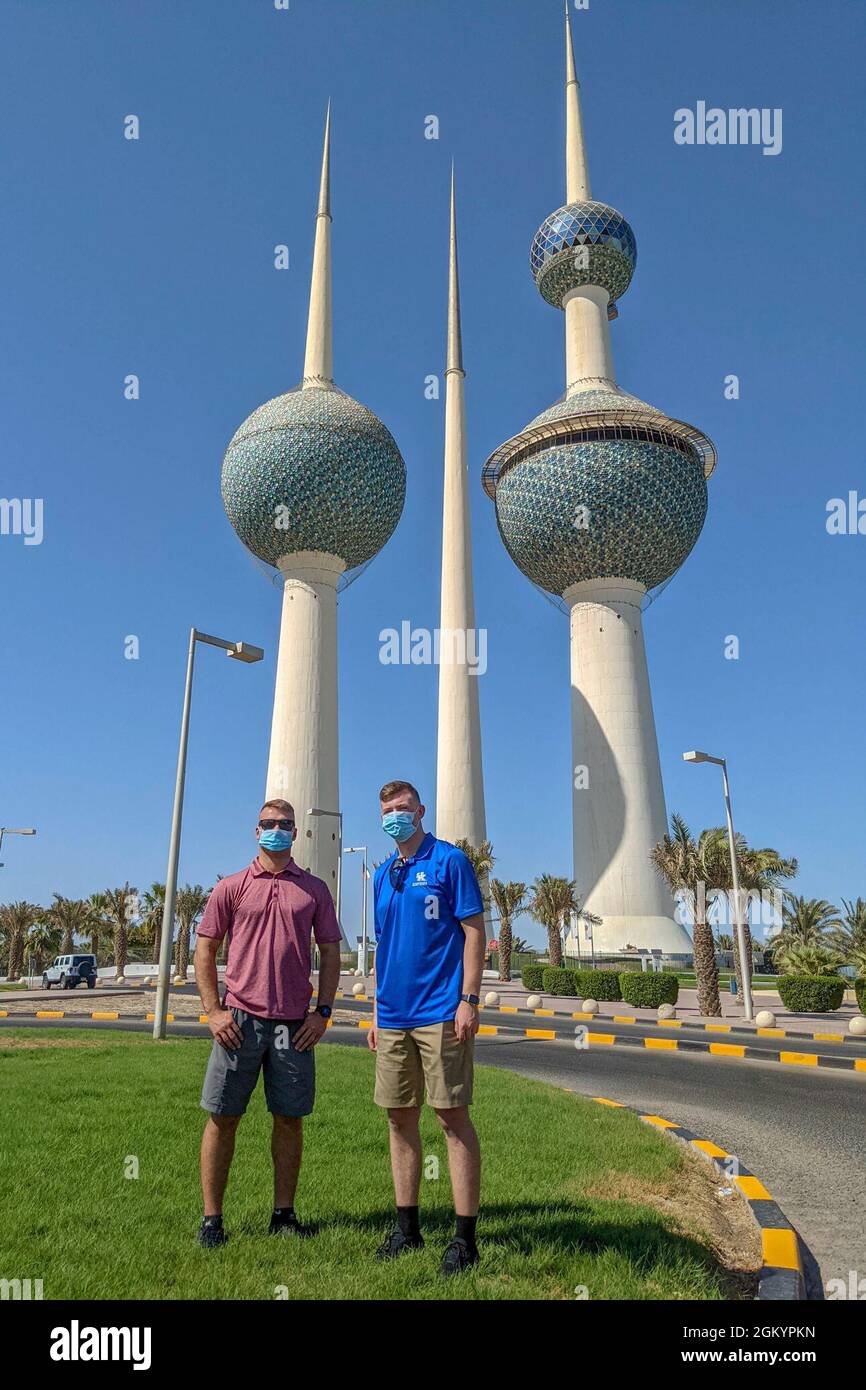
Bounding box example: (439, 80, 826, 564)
(619, 972, 679, 1008)
(776, 975, 846, 1013)
(542, 967, 580, 996)
(856, 978, 866, 1014)
(573, 969, 622, 1002)
(521, 964, 545, 992)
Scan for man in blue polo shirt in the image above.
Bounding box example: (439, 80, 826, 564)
(368, 778, 486, 1275)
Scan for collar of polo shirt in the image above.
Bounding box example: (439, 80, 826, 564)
(251, 856, 302, 877)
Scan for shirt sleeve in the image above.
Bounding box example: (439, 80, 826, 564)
(196, 878, 233, 940)
(446, 848, 484, 921)
(312, 883, 343, 945)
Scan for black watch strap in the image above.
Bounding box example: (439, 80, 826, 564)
(461, 993, 480, 1006)
(316, 1004, 333, 1019)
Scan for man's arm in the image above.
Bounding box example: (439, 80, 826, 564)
(293, 941, 341, 1051)
(455, 912, 486, 1042)
(194, 936, 241, 1050)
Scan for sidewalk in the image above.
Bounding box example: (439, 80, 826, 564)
(478, 975, 862, 1038)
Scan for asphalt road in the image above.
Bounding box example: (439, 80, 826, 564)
(3, 1014, 863, 1298)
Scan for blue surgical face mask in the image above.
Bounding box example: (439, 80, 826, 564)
(259, 828, 294, 853)
(382, 810, 418, 843)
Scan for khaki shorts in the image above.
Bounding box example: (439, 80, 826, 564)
(374, 1021, 474, 1110)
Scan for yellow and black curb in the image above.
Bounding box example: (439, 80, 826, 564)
(581, 1094, 805, 1301)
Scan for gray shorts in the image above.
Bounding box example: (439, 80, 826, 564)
(200, 1009, 315, 1117)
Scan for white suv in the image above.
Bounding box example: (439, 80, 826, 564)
(43, 954, 98, 990)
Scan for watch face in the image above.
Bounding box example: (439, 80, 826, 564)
(317, 1005, 332, 1019)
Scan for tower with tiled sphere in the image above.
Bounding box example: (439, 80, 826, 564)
(222, 107, 405, 903)
(483, 10, 716, 957)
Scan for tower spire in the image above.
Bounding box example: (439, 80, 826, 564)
(436, 170, 488, 903)
(303, 101, 333, 387)
(565, 3, 591, 202)
(446, 165, 464, 375)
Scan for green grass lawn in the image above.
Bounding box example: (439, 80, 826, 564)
(0, 1029, 753, 1300)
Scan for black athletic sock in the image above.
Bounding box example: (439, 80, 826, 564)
(202, 1214, 223, 1226)
(455, 1214, 478, 1248)
(397, 1205, 421, 1239)
(271, 1207, 296, 1222)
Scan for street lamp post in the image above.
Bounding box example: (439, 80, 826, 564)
(344, 845, 368, 974)
(152, 628, 263, 1041)
(683, 750, 753, 1022)
(0, 826, 36, 870)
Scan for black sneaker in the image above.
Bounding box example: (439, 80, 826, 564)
(268, 1211, 317, 1238)
(197, 1219, 228, 1249)
(441, 1236, 478, 1275)
(375, 1227, 424, 1260)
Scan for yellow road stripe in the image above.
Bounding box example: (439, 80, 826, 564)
(591, 1096, 624, 1107)
(199, 1014, 209, 1024)
(705, 1024, 732, 1032)
(644, 1037, 677, 1050)
(642, 1115, 678, 1128)
(780, 1051, 818, 1067)
(657, 1019, 682, 1028)
(612, 1015, 634, 1023)
(762, 1228, 800, 1271)
(526, 1028, 556, 1039)
(499, 1006, 518, 1013)
(358, 1018, 372, 1030)
(736, 1175, 772, 1201)
(572, 1011, 595, 1020)
(478, 1025, 498, 1035)
(0, 1010, 7, 1017)
(814, 1033, 844, 1042)
(533, 1008, 554, 1016)
(91, 1012, 119, 1020)
(587, 1032, 616, 1045)
(855, 1059, 866, 1073)
(757, 1028, 785, 1037)
(692, 1139, 727, 1158)
(36, 1010, 64, 1018)
(146, 1013, 174, 1022)
(709, 1043, 746, 1057)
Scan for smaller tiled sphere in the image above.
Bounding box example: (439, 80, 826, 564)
(222, 387, 405, 570)
(531, 200, 636, 308)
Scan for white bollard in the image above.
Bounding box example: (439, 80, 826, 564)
(657, 1003, 676, 1020)
(580, 998, 599, 1015)
(484, 991, 500, 1007)
(526, 994, 543, 1010)
(755, 1009, 776, 1028)
(848, 1015, 866, 1037)
(352, 982, 366, 997)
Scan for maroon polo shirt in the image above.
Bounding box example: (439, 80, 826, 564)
(197, 856, 341, 1020)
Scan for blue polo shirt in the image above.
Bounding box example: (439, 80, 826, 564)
(373, 833, 484, 1030)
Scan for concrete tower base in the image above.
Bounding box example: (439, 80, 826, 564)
(266, 550, 345, 907)
(565, 577, 693, 956)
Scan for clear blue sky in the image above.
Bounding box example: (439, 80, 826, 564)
(2, 0, 864, 948)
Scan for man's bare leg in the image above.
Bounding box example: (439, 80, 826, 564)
(272, 1114, 303, 1208)
(435, 1105, 481, 1270)
(200, 1113, 241, 1215)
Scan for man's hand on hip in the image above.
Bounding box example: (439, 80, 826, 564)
(209, 1007, 242, 1051)
(293, 1011, 328, 1051)
(454, 1000, 479, 1042)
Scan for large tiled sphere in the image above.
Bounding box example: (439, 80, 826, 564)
(221, 387, 405, 569)
(494, 438, 707, 596)
(531, 200, 636, 308)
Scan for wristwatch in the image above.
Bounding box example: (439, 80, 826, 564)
(461, 993, 480, 1007)
(316, 1005, 333, 1020)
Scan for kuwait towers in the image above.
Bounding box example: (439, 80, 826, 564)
(482, 10, 716, 955)
(221, 108, 406, 902)
(435, 174, 488, 879)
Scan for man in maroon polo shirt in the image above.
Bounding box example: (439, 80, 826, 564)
(193, 798, 342, 1248)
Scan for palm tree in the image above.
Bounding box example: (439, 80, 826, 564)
(174, 884, 211, 980)
(48, 895, 92, 955)
(454, 838, 495, 914)
(86, 892, 110, 964)
(528, 875, 577, 969)
(774, 939, 844, 977)
(778, 894, 841, 946)
(832, 898, 866, 964)
(26, 921, 61, 976)
(102, 884, 138, 979)
(652, 814, 721, 1016)
(489, 880, 527, 982)
(139, 883, 166, 964)
(697, 828, 796, 998)
(1, 901, 39, 981)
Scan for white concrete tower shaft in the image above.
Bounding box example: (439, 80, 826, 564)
(266, 106, 344, 909)
(435, 174, 488, 884)
(562, 16, 689, 954)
